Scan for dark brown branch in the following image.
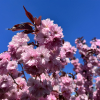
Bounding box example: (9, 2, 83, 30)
(9, 73, 22, 90)
(20, 64, 27, 82)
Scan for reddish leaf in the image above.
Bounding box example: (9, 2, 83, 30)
(24, 22, 34, 26)
(23, 30, 34, 34)
(37, 16, 41, 26)
(23, 6, 34, 24)
(33, 17, 37, 25)
(33, 16, 41, 26)
(8, 22, 33, 31)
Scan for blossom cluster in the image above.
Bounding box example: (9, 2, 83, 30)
(0, 18, 100, 100)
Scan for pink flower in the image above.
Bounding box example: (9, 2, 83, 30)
(8, 32, 30, 60)
(92, 66, 100, 76)
(7, 88, 18, 100)
(77, 94, 88, 100)
(27, 77, 52, 98)
(34, 28, 52, 45)
(61, 76, 73, 86)
(95, 77, 100, 88)
(15, 77, 27, 90)
(21, 48, 38, 66)
(61, 42, 77, 58)
(8, 43, 17, 60)
(16, 45, 34, 62)
(0, 75, 13, 93)
(7, 61, 18, 70)
(75, 73, 84, 86)
(28, 78, 45, 98)
(36, 45, 50, 65)
(0, 52, 11, 61)
(77, 86, 86, 94)
(11, 32, 30, 47)
(96, 39, 100, 47)
(27, 77, 40, 87)
(50, 24, 64, 39)
(61, 86, 71, 99)
(20, 92, 30, 100)
(46, 56, 63, 73)
(0, 52, 11, 75)
(41, 19, 54, 29)
(47, 94, 56, 100)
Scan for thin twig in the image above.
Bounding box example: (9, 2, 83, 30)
(9, 73, 22, 90)
(20, 63, 27, 82)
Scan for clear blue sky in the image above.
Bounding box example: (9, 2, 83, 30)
(1, 0, 100, 77)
